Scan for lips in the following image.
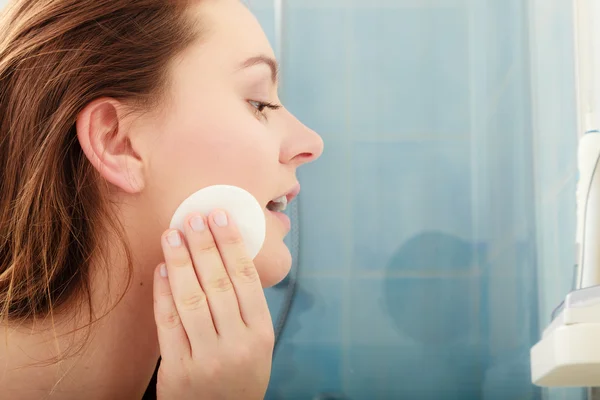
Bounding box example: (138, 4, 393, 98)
(266, 183, 300, 212)
(285, 183, 301, 204)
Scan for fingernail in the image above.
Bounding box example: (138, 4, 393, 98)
(159, 264, 168, 278)
(190, 216, 205, 232)
(213, 211, 228, 227)
(166, 230, 181, 247)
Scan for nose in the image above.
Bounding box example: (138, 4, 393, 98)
(280, 110, 324, 166)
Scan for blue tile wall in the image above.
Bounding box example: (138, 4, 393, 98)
(352, 141, 473, 270)
(251, 0, 579, 399)
(529, 0, 581, 398)
(347, 6, 470, 139)
(281, 6, 349, 136)
(267, 343, 343, 400)
(345, 343, 482, 400)
(297, 142, 352, 273)
(349, 276, 480, 345)
(275, 276, 343, 344)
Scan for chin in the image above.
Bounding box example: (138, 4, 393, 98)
(253, 239, 292, 288)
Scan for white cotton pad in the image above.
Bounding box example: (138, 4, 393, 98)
(169, 185, 266, 259)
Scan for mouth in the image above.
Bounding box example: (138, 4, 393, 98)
(266, 183, 301, 213)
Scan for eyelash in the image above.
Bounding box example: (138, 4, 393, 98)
(248, 100, 281, 119)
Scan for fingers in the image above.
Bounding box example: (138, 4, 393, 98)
(153, 263, 190, 361)
(156, 208, 272, 362)
(183, 213, 245, 334)
(160, 229, 218, 350)
(206, 211, 272, 329)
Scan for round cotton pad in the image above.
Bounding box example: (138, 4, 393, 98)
(169, 185, 266, 259)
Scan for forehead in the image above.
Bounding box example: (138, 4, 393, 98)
(187, 0, 275, 62)
(159, 1, 276, 115)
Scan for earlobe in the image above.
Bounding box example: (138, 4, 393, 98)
(76, 98, 145, 194)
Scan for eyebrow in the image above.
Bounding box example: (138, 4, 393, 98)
(239, 55, 279, 84)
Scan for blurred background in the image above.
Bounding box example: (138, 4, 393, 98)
(0, 0, 583, 398)
(251, 0, 582, 399)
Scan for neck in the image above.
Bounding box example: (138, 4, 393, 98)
(0, 207, 164, 400)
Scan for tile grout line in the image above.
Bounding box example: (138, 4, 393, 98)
(467, 0, 482, 353)
(340, 4, 353, 395)
(300, 269, 483, 279)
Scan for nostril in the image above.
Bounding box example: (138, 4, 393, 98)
(297, 152, 318, 165)
(285, 151, 316, 165)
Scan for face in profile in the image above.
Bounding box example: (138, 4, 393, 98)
(118, 0, 323, 287)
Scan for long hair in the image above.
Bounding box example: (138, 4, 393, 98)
(0, 0, 198, 359)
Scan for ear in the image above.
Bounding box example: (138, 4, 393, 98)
(76, 98, 145, 194)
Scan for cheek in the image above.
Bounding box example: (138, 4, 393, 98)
(146, 114, 279, 216)
(143, 109, 291, 286)
(160, 132, 267, 183)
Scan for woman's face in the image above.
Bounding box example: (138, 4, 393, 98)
(131, 0, 323, 287)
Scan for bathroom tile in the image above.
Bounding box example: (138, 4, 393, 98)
(483, 0, 528, 91)
(479, 77, 535, 242)
(275, 277, 343, 344)
(344, 343, 483, 400)
(347, 6, 470, 139)
(556, 177, 576, 291)
(533, 177, 576, 328)
(480, 241, 540, 357)
(348, 277, 479, 346)
(536, 198, 563, 326)
(482, 349, 540, 400)
(486, 66, 530, 148)
(296, 142, 352, 273)
(536, 120, 577, 195)
(544, 387, 586, 400)
(267, 343, 342, 400)
(345, 277, 411, 346)
(516, 240, 540, 333)
(280, 5, 349, 137)
(253, 1, 573, 399)
(352, 141, 473, 270)
(531, 30, 577, 192)
(528, 0, 579, 335)
(528, 0, 578, 194)
(384, 231, 479, 273)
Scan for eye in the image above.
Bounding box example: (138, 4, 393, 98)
(248, 100, 281, 119)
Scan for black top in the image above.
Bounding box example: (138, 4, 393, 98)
(142, 358, 160, 400)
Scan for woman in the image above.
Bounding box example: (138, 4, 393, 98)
(0, 0, 323, 398)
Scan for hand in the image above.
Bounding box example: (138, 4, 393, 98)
(153, 210, 274, 400)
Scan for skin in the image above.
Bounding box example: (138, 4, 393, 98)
(0, 0, 323, 399)
(154, 210, 276, 399)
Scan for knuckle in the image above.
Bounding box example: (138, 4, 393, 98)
(160, 311, 182, 330)
(170, 255, 192, 269)
(235, 260, 259, 283)
(221, 231, 244, 246)
(179, 292, 207, 310)
(172, 262, 192, 270)
(210, 275, 233, 292)
(194, 238, 218, 253)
